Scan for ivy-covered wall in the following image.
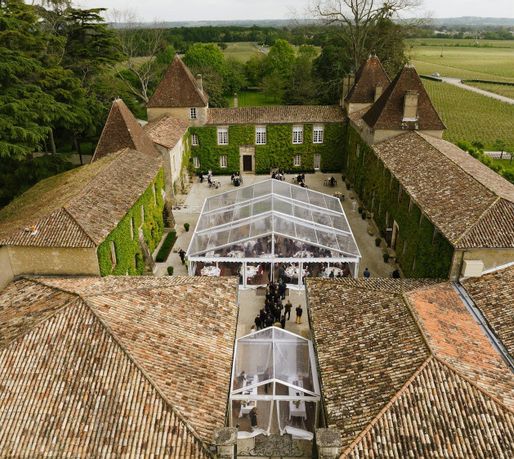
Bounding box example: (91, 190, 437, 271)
(97, 168, 165, 276)
(189, 123, 346, 174)
(344, 125, 454, 278)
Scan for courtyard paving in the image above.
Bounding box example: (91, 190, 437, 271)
(154, 172, 397, 279)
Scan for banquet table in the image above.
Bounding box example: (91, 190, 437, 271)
(322, 267, 343, 278)
(228, 250, 245, 258)
(294, 250, 313, 258)
(239, 376, 258, 417)
(288, 380, 307, 420)
(201, 266, 221, 277)
(240, 265, 259, 278)
(285, 266, 308, 279)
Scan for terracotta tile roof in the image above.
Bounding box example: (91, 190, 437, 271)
(0, 148, 162, 247)
(343, 357, 514, 459)
(0, 276, 239, 457)
(207, 105, 345, 125)
(362, 65, 445, 131)
(144, 115, 190, 149)
(345, 55, 390, 104)
(148, 54, 208, 108)
(373, 131, 514, 248)
(462, 265, 514, 358)
(92, 98, 159, 162)
(307, 278, 514, 456)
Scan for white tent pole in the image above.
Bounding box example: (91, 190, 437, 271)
(298, 262, 302, 287)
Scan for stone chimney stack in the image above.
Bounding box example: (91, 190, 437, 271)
(233, 93, 239, 108)
(374, 86, 383, 102)
(403, 90, 419, 121)
(196, 74, 203, 93)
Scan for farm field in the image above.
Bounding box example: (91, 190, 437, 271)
(407, 38, 514, 83)
(465, 82, 514, 99)
(223, 42, 264, 62)
(228, 90, 280, 107)
(491, 158, 514, 174)
(422, 79, 514, 151)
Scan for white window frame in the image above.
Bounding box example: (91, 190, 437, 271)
(293, 154, 302, 167)
(191, 133, 199, 146)
(219, 155, 228, 168)
(110, 241, 117, 267)
(190, 107, 197, 120)
(130, 216, 134, 240)
(141, 205, 145, 224)
(152, 183, 157, 205)
(313, 125, 324, 144)
(217, 127, 229, 145)
(255, 126, 267, 145)
(292, 125, 303, 144)
(193, 156, 200, 168)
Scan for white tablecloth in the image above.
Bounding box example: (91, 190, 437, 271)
(288, 381, 307, 420)
(228, 250, 245, 258)
(240, 265, 259, 278)
(322, 267, 343, 278)
(201, 266, 221, 277)
(239, 376, 258, 417)
(294, 250, 313, 258)
(285, 266, 308, 279)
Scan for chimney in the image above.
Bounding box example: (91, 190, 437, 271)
(233, 93, 239, 108)
(374, 86, 383, 102)
(196, 74, 203, 93)
(403, 90, 419, 121)
(341, 73, 355, 105)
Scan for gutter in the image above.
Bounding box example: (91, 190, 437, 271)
(453, 282, 514, 372)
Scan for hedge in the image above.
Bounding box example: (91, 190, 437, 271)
(97, 168, 166, 276)
(189, 122, 346, 175)
(156, 230, 177, 262)
(344, 126, 454, 278)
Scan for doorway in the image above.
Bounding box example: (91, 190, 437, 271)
(391, 221, 399, 251)
(240, 146, 255, 173)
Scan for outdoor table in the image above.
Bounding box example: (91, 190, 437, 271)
(285, 266, 308, 279)
(293, 250, 313, 258)
(228, 250, 245, 258)
(322, 267, 343, 278)
(288, 380, 307, 420)
(240, 265, 259, 278)
(201, 266, 221, 277)
(239, 375, 258, 417)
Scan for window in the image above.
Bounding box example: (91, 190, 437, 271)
(255, 126, 267, 145)
(356, 145, 361, 158)
(398, 186, 403, 203)
(313, 153, 321, 170)
(189, 107, 197, 119)
(412, 257, 416, 273)
(217, 127, 229, 145)
(152, 184, 157, 205)
(191, 134, 199, 146)
(193, 156, 200, 168)
(293, 154, 302, 167)
(141, 205, 145, 224)
(130, 217, 134, 240)
(408, 197, 413, 212)
(110, 241, 117, 267)
(402, 241, 408, 256)
(292, 126, 303, 144)
(219, 155, 228, 168)
(313, 125, 324, 144)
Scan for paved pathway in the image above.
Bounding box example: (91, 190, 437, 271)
(440, 77, 514, 105)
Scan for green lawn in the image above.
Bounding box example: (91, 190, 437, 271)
(229, 90, 280, 107)
(407, 38, 514, 83)
(422, 80, 514, 151)
(223, 42, 263, 62)
(491, 158, 514, 173)
(465, 82, 514, 99)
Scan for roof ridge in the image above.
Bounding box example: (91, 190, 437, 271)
(340, 357, 434, 458)
(80, 296, 212, 452)
(60, 207, 97, 247)
(433, 355, 514, 414)
(91, 99, 121, 163)
(454, 196, 501, 246)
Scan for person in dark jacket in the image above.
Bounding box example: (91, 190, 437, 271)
(295, 305, 303, 324)
(280, 315, 286, 329)
(255, 315, 262, 330)
(249, 408, 258, 429)
(284, 301, 292, 320)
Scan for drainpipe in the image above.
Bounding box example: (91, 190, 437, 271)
(453, 282, 514, 372)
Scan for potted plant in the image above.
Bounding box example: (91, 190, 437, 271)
(184, 222, 190, 232)
(167, 266, 174, 275)
(383, 252, 390, 263)
(357, 207, 363, 214)
(361, 211, 367, 220)
(375, 237, 381, 247)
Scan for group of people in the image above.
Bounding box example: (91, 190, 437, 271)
(296, 173, 307, 187)
(253, 280, 303, 332)
(271, 169, 286, 181)
(231, 172, 242, 187)
(198, 170, 221, 189)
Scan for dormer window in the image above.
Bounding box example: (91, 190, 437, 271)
(402, 91, 419, 122)
(190, 107, 197, 120)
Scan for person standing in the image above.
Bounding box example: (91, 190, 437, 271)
(280, 315, 286, 329)
(284, 301, 292, 320)
(363, 267, 371, 279)
(295, 305, 303, 324)
(255, 315, 262, 330)
(278, 279, 286, 300)
(178, 248, 186, 264)
(249, 407, 258, 430)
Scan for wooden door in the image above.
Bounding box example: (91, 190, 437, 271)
(243, 155, 253, 172)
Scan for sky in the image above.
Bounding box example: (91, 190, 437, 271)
(77, 0, 514, 22)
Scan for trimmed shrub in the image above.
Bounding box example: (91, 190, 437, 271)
(156, 230, 177, 263)
(184, 222, 190, 232)
(167, 266, 174, 275)
(375, 237, 381, 247)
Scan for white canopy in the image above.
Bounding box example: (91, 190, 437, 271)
(187, 179, 361, 263)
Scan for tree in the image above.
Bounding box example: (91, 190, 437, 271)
(286, 45, 320, 105)
(263, 39, 296, 80)
(313, 0, 421, 72)
(0, 0, 60, 158)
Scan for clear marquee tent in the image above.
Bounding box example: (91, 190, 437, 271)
(186, 179, 361, 287)
(230, 327, 321, 439)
